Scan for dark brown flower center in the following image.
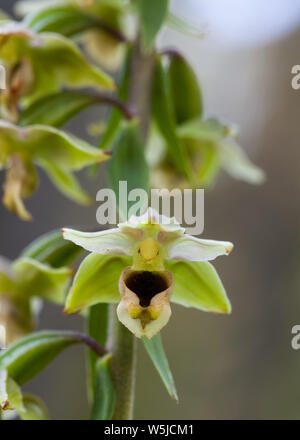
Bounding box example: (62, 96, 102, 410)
(125, 271, 169, 307)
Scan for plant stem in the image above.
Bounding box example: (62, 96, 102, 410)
(109, 306, 137, 420)
(128, 35, 156, 142)
(107, 34, 156, 420)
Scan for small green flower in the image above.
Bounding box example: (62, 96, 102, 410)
(63, 208, 233, 338)
(0, 255, 71, 345)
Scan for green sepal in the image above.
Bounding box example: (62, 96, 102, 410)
(0, 22, 115, 102)
(39, 159, 93, 205)
(0, 121, 109, 170)
(166, 260, 231, 314)
(13, 257, 72, 304)
(65, 254, 131, 314)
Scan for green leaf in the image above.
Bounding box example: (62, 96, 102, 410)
(18, 91, 100, 128)
(19, 394, 50, 420)
(91, 354, 115, 420)
(167, 13, 204, 39)
(152, 57, 191, 180)
(99, 48, 131, 149)
(135, 0, 169, 50)
(86, 303, 109, 399)
(0, 331, 82, 385)
(166, 260, 231, 314)
(0, 121, 110, 170)
(13, 257, 71, 304)
(109, 120, 149, 220)
(21, 229, 83, 268)
(167, 53, 203, 124)
(65, 254, 131, 314)
(24, 5, 98, 36)
(143, 333, 178, 401)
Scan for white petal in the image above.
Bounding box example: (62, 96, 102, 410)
(119, 207, 185, 238)
(167, 235, 233, 261)
(62, 227, 134, 255)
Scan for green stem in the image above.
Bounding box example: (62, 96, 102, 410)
(108, 306, 137, 420)
(105, 34, 155, 420)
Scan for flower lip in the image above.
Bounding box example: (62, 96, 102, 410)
(124, 270, 169, 307)
(118, 268, 174, 338)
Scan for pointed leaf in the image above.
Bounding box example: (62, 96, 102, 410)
(0, 331, 82, 385)
(21, 230, 83, 268)
(24, 5, 98, 36)
(166, 260, 231, 314)
(65, 254, 131, 314)
(91, 354, 115, 420)
(135, 0, 169, 50)
(143, 333, 178, 401)
(18, 91, 100, 128)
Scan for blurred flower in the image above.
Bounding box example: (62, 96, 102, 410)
(63, 208, 233, 338)
(0, 255, 71, 345)
(148, 118, 265, 189)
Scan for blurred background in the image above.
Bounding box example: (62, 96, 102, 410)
(1, 0, 300, 420)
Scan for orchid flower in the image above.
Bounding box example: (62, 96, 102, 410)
(63, 208, 233, 339)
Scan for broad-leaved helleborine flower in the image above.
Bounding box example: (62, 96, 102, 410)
(63, 208, 233, 339)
